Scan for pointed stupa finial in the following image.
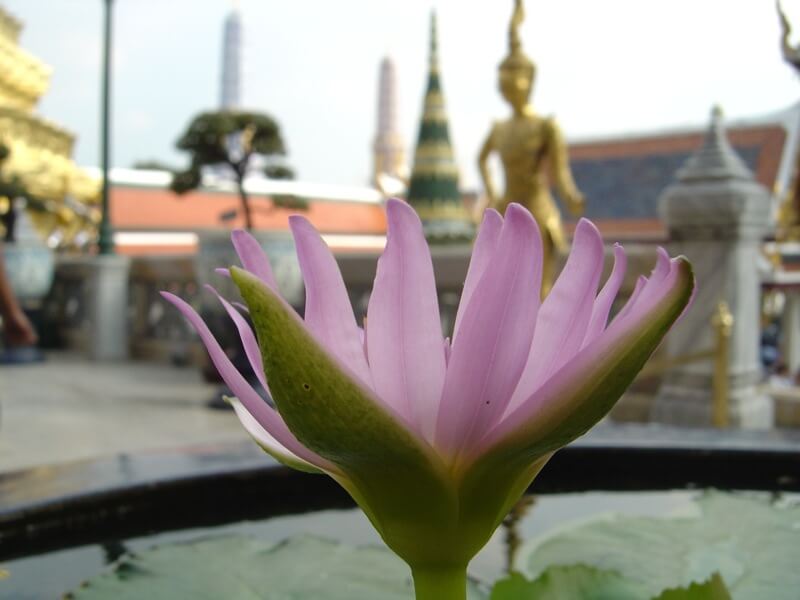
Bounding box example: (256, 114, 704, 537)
(406, 10, 473, 242)
(430, 10, 438, 66)
(677, 105, 754, 183)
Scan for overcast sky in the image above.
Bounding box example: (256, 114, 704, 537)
(5, 0, 800, 189)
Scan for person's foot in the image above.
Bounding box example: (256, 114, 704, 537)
(0, 346, 44, 364)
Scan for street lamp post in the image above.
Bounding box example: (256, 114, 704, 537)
(97, 0, 114, 255)
(86, 0, 129, 361)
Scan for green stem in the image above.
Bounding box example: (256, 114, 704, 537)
(411, 566, 467, 600)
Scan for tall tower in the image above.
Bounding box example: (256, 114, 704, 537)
(220, 2, 242, 109)
(372, 57, 407, 189)
(406, 12, 473, 242)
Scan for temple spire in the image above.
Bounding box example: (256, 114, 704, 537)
(220, 2, 242, 109)
(406, 11, 473, 242)
(372, 56, 407, 190)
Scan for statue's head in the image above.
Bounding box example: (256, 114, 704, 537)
(498, 54, 535, 109)
(498, 0, 536, 111)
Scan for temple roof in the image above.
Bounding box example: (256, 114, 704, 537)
(562, 113, 789, 238)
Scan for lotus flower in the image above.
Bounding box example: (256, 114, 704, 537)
(162, 199, 693, 600)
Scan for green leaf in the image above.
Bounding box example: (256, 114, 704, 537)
(67, 536, 487, 599)
(489, 566, 647, 599)
(653, 573, 731, 600)
(231, 268, 467, 568)
(522, 492, 800, 599)
(487, 569, 731, 600)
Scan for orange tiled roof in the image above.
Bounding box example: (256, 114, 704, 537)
(110, 186, 387, 234)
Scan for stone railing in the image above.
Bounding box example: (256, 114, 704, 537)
(42, 256, 92, 351)
(43, 242, 663, 366)
(127, 255, 201, 363)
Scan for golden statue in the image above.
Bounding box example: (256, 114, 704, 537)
(477, 0, 584, 294)
(777, 0, 800, 241)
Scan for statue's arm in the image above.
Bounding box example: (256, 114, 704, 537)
(546, 118, 584, 216)
(476, 125, 499, 218)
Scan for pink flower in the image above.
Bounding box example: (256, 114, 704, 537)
(162, 199, 694, 600)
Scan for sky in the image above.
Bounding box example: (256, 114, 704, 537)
(5, 0, 800, 189)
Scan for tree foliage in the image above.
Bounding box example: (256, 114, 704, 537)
(170, 111, 295, 230)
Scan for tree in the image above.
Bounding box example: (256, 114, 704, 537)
(170, 111, 295, 230)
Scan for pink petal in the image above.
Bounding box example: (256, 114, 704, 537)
(622, 247, 671, 319)
(289, 216, 372, 388)
(229, 397, 322, 472)
(231, 229, 278, 289)
(205, 284, 267, 392)
(581, 243, 627, 349)
(215, 267, 231, 278)
(434, 203, 543, 460)
(504, 219, 604, 417)
(160, 291, 333, 471)
(482, 256, 693, 452)
(452, 209, 503, 342)
(616, 275, 647, 322)
(366, 198, 446, 441)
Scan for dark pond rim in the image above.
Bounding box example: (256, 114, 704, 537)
(1, 424, 799, 562)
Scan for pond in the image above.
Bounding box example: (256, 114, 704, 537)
(1, 425, 798, 598)
(2, 490, 704, 599)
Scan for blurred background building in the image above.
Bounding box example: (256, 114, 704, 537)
(0, 5, 99, 248)
(2, 0, 800, 433)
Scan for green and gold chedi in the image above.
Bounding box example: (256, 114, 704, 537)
(406, 12, 473, 242)
(0, 6, 99, 246)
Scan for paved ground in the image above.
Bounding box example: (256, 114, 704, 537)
(0, 353, 249, 472)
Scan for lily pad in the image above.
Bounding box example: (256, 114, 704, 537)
(522, 492, 800, 599)
(66, 535, 487, 599)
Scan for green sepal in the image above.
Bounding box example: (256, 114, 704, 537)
(231, 267, 466, 568)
